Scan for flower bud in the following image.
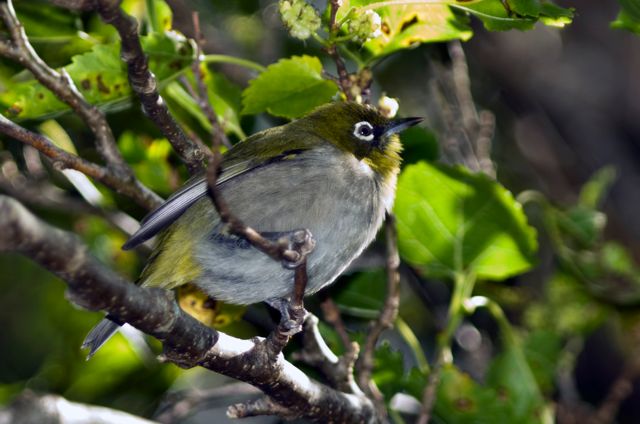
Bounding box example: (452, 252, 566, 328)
(348, 10, 382, 43)
(279, 0, 321, 40)
(378, 95, 399, 119)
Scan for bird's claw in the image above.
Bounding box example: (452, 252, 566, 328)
(280, 229, 315, 269)
(266, 298, 308, 336)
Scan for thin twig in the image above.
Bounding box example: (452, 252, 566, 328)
(418, 355, 443, 424)
(0, 114, 161, 209)
(190, 12, 232, 150)
(356, 213, 402, 417)
(588, 323, 640, 424)
(326, 0, 353, 100)
(0, 0, 132, 179)
(93, 0, 204, 174)
(320, 297, 353, 350)
(435, 41, 496, 176)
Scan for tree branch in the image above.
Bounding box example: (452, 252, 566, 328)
(0, 390, 158, 424)
(91, 0, 205, 174)
(0, 195, 377, 423)
(293, 314, 362, 394)
(0, 114, 161, 210)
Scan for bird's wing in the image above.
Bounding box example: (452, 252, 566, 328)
(122, 126, 319, 250)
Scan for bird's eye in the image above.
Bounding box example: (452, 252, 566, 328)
(353, 121, 375, 142)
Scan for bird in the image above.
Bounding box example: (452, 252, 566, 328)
(83, 101, 422, 357)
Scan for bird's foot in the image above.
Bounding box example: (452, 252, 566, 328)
(278, 229, 315, 269)
(266, 297, 308, 336)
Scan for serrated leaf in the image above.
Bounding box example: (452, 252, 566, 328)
(344, 0, 472, 58)
(241, 55, 338, 119)
(452, 0, 573, 31)
(394, 162, 537, 279)
(340, 1, 571, 60)
(0, 32, 193, 120)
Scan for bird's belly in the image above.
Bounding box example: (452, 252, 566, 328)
(191, 149, 387, 305)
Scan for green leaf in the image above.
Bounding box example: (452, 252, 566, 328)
(339, 1, 572, 60)
(452, 0, 573, 32)
(579, 166, 616, 209)
(332, 270, 387, 317)
(434, 365, 513, 423)
(555, 206, 606, 249)
(612, 0, 640, 34)
(372, 342, 427, 401)
(146, 0, 174, 32)
(14, 1, 98, 67)
(164, 67, 244, 139)
(0, 32, 193, 120)
(522, 330, 563, 394)
(524, 272, 610, 336)
(241, 55, 338, 119)
(394, 162, 537, 280)
(485, 345, 547, 420)
(433, 338, 549, 423)
(350, 1, 473, 58)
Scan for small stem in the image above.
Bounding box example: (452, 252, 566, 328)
(331, 33, 357, 44)
(203, 54, 266, 73)
(418, 272, 476, 424)
(396, 317, 430, 373)
(145, 0, 158, 33)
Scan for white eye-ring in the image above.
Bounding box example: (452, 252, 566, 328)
(353, 121, 375, 142)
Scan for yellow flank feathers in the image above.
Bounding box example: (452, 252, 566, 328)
(139, 204, 207, 289)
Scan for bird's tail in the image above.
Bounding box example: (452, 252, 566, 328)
(82, 317, 122, 359)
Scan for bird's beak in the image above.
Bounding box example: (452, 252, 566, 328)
(384, 117, 424, 136)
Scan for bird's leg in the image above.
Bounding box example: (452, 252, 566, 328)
(265, 297, 308, 336)
(262, 228, 315, 336)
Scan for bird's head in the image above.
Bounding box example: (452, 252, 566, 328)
(297, 102, 422, 178)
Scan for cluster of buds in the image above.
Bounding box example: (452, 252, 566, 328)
(279, 0, 321, 40)
(347, 9, 382, 43)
